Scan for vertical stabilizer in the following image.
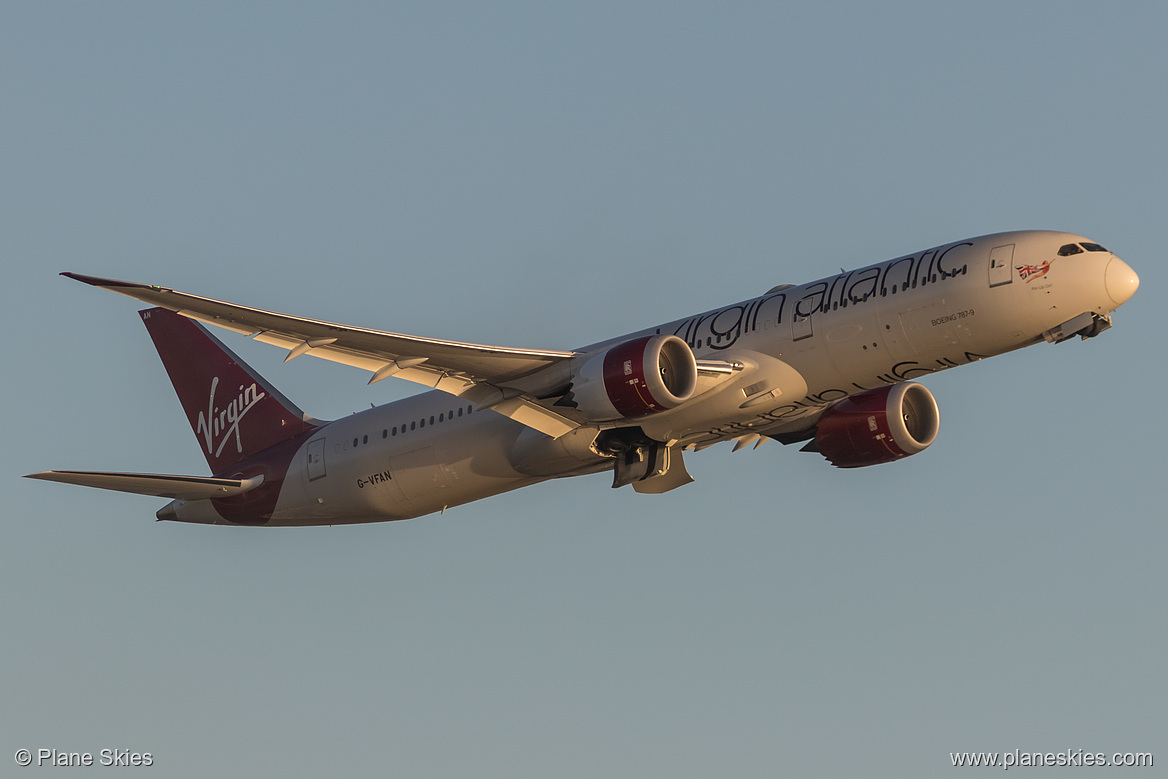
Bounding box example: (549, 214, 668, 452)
(140, 308, 317, 473)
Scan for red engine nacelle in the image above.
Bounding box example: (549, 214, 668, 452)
(814, 382, 940, 468)
(570, 335, 698, 421)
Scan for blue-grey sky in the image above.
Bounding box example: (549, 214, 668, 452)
(4, 3, 1164, 776)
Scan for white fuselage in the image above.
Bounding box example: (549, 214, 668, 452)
(168, 230, 1136, 525)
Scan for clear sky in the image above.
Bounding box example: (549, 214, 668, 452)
(3, 2, 1164, 776)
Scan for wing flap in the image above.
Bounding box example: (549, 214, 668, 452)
(25, 471, 264, 500)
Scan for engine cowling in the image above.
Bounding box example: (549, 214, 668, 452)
(814, 382, 939, 468)
(570, 335, 698, 421)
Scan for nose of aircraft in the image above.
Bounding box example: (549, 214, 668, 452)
(1105, 257, 1140, 307)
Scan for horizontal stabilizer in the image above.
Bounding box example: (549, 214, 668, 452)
(25, 470, 264, 500)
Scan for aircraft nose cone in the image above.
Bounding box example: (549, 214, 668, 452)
(1105, 257, 1140, 307)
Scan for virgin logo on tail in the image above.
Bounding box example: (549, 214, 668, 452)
(196, 376, 268, 458)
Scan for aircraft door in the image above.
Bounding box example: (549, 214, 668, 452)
(989, 244, 1015, 287)
(791, 312, 813, 341)
(307, 438, 327, 481)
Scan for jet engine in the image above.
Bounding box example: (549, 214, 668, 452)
(569, 335, 698, 421)
(812, 382, 939, 468)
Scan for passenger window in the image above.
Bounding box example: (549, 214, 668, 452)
(363, 435, 368, 444)
(392, 426, 397, 436)
(1058, 243, 1084, 256)
(430, 416, 435, 425)
(420, 418, 425, 428)
(439, 413, 444, 422)
(352, 438, 358, 447)
(410, 421, 416, 431)
(458, 408, 463, 417)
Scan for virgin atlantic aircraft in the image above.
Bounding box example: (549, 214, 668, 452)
(28, 230, 1139, 526)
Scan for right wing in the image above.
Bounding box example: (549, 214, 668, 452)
(25, 470, 264, 500)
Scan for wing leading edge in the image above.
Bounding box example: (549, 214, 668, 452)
(62, 273, 582, 438)
(25, 470, 264, 500)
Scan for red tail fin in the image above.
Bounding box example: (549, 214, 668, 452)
(140, 308, 317, 473)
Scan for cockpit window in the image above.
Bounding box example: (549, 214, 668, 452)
(1057, 243, 1084, 256)
(1081, 242, 1108, 252)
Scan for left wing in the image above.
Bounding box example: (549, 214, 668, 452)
(63, 273, 582, 437)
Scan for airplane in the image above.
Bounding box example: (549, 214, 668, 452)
(26, 230, 1139, 526)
